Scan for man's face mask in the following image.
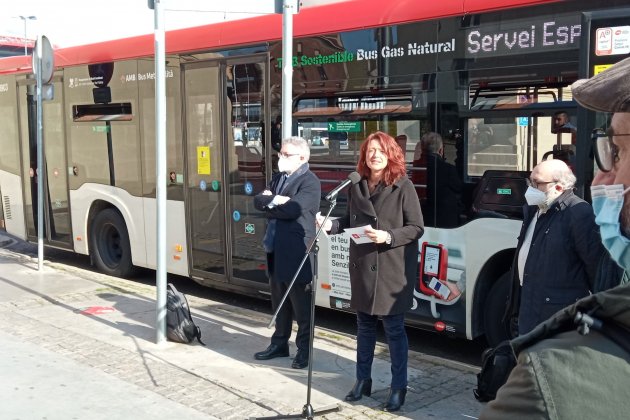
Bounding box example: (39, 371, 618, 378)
(524, 186, 546, 206)
(591, 184, 630, 270)
(524, 184, 560, 208)
(278, 155, 300, 174)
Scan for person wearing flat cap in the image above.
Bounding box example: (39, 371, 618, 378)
(480, 57, 630, 420)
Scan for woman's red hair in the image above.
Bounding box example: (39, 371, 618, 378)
(356, 131, 407, 186)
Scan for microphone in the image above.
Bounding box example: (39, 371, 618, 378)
(325, 171, 361, 202)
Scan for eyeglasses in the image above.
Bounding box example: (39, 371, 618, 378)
(591, 129, 630, 172)
(279, 152, 300, 158)
(526, 178, 556, 189)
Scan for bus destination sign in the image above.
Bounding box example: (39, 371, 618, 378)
(466, 14, 581, 58)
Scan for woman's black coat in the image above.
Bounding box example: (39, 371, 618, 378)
(331, 177, 424, 315)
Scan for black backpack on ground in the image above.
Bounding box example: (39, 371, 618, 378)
(473, 340, 517, 402)
(166, 283, 205, 345)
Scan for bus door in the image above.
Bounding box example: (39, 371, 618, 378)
(466, 109, 577, 179)
(578, 8, 630, 200)
(17, 76, 73, 249)
(182, 56, 269, 288)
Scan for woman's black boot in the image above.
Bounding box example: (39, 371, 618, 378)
(344, 379, 372, 401)
(383, 388, 407, 412)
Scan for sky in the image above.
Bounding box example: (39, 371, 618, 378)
(1, 0, 345, 48)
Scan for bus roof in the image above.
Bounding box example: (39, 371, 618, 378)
(0, 0, 560, 75)
(0, 35, 34, 49)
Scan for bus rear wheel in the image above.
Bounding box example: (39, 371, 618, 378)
(90, 208, 134, 278)
(483, 272, 512, 347)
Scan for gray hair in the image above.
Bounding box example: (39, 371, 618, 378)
(282, 136, 310, 161)
(420, 132, 443, 154)
(549, 161, 577, 189)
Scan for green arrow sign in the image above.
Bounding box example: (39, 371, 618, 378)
(328, 121, 361, 132)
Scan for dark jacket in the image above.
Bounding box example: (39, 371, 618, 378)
(594, 253, 628, 293)
(481, 283, 630, 420)
(423, 152, 463, 228)
(254, 165, 321, 284)
(507, 190, 604, 335)
(330, 177, 424, 315)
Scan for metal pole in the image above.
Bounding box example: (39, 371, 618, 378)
(281, 0, 294, 139)
(153, 0, 167, 344)
(19, 16, 36, 56)
(36, 35, 44, 271)
(23, 19, 28, 56)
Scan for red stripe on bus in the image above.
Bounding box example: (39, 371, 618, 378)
(0, 0, 561, 75)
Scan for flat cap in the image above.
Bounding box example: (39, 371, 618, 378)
(571, 56, 630, 113)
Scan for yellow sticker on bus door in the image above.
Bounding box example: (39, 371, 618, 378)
(594, 64, 613, 75)
(197, 146, 211, 175)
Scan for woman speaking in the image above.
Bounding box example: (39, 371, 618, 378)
(318, 131, 424, 412)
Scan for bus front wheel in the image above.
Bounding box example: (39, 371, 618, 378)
(90, 208, 134, 278)
(483, 272, 512, 347)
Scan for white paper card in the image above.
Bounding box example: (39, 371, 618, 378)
(344, 225, 372, 244)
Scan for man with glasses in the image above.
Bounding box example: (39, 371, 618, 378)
(590, 129, 630, 291)
(253, 137, 321, 369)
(481, 56, 630, 420)
(506, 159, 603, 336)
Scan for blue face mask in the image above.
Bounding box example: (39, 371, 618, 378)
(591, 184, 630, 270)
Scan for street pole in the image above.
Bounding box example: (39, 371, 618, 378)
(35, 35, 44, 271)
(152, 0, 167, 344)
(281, 0, 296, 140)
(19, 16, 36, 56)
(23, 19, 27, 55)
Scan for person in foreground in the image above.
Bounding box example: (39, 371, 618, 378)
(480, 56, 630, 419)
(253, 137, 321, 369)
(318, 131, 424, 412)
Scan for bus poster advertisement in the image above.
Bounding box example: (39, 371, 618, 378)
(325, 232, 351, 302)
(419, 242, 448, 298)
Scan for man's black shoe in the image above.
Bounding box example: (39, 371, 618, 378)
(291, 350, 309, 369)
(254, 344, 290, 360)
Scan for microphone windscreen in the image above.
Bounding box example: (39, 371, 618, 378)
(348, 171, 361, 184)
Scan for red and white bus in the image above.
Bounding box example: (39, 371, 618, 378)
(0, 0, 626, 344)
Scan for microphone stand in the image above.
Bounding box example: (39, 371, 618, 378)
(251, 197, 341, 420)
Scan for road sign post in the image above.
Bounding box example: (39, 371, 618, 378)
(31, 35, 54, 272)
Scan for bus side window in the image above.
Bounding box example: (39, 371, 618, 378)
(411, 151, 428, 213)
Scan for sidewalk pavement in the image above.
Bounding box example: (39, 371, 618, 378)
(0, 233, 483, 420)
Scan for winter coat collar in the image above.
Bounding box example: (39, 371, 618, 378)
(524, 189, 576, 221)
(355, 176, 406, 217)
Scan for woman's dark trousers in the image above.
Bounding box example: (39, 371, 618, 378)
(355, 311, 408, 390)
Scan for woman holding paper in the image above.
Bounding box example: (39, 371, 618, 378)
(317, 131, 424, 412)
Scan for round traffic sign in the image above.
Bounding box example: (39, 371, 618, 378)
(32, 35, 55, 84)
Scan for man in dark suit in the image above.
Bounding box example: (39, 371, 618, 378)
(417, 132, 463, 228)
(506, 159, 603, 336)
(253, 137, 321, 369)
